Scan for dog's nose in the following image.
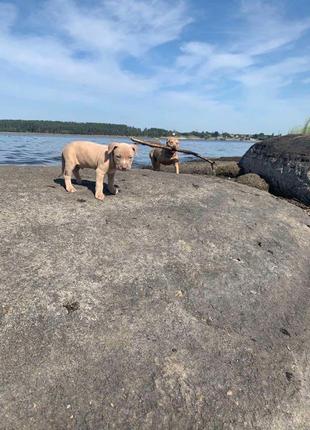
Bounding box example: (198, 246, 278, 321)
(121, 166, 127, 171)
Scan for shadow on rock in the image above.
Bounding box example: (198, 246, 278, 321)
(53, 177, 117, 196)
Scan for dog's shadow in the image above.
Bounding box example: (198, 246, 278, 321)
(54, 178, 118, 196)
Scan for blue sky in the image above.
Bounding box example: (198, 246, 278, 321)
(0, 0, 310, 133)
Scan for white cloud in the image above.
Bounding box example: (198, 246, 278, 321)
(237, 56, 310, 88)
(0, 0, 309, 133)
(178, 41, 253, 75)
(238, 0, 310, 56)
(45, 0, 191, 56)
(0, 0, 190, 96)
(174, 0, 310, 86)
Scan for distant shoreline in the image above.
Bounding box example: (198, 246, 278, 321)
(0, 119, 274, 141)
(0, 131, 256, 142)
(0, 131, 133, 138)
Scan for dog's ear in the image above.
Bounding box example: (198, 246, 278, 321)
(108, 143, 118, 154)
(131, 144, 137, 153)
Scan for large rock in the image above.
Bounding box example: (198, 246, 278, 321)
(239, 134, 310, 205)
(0, 166, 310, 429)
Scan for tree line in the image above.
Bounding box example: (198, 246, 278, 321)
(0, 119, 274, 140)
(0, 119, 173, 137)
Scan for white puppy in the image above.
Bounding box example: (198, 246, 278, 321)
(61, 141, 136, 201)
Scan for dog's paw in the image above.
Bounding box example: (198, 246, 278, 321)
(109, 187, 118, 195)
(67, 186, 77, 193)
(95, 193, 105, 201)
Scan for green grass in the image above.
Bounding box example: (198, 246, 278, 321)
(290, 118, 310, 135)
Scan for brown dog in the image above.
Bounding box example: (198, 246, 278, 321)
(149, 137, 180, 174)
(61, 141, 136, 200)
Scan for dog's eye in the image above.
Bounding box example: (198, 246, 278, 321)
(128, 156, 133, 160)
(116, 155, 121, 159)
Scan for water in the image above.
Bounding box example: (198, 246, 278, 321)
(0, 133, 254, 166)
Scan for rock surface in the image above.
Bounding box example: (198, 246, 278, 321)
(239, 135, 310, 205)
(0, 166, 310, 429)
(236, 173, 269, 191)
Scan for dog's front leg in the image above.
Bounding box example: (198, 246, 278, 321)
(95, 168, 105, 201)
(108, 170, 118, 195)
(175, 161, 180, 175)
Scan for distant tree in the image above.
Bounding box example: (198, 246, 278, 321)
(0, 120, 171, 137)
(0, 119, 280, 139)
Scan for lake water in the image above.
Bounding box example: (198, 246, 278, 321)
(0, 133, 254, 167)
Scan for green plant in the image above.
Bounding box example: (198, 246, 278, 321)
(302, 118, 310, 134)
(290, 117, 310, 135)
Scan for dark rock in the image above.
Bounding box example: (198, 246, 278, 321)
(239, 134, 310, 205)
(236, 173, 269, 191)
(0, 166, 310, 429)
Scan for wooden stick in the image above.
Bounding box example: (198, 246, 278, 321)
(130, 137, 216, 170)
